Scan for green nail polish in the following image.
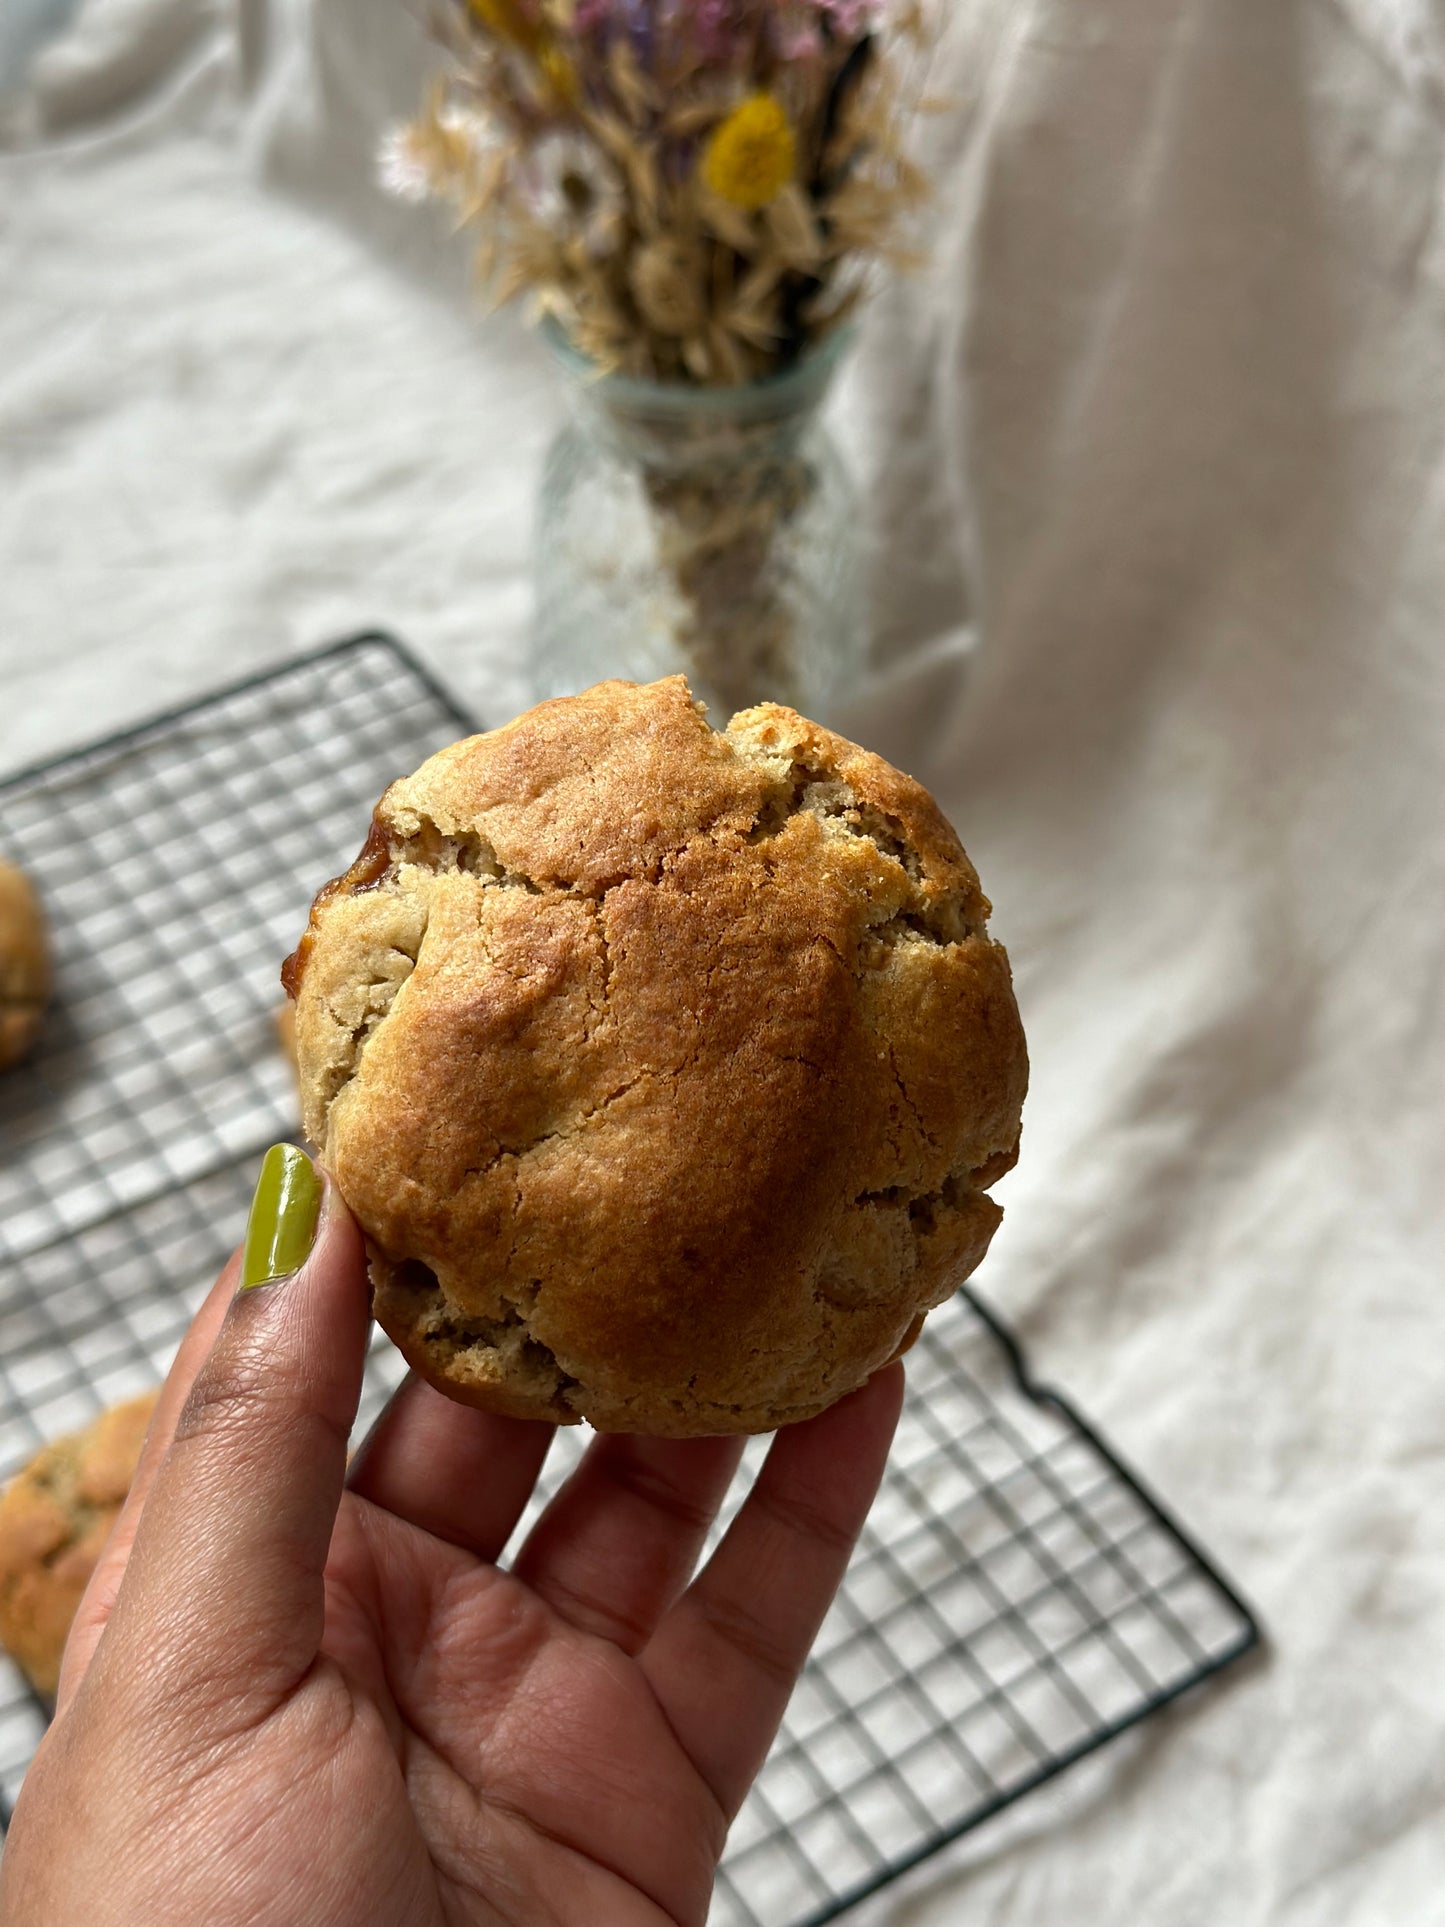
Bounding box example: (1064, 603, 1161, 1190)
(239, 1144, 322, 1289)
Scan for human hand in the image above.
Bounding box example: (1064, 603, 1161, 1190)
(0, 1147, 903, 1926)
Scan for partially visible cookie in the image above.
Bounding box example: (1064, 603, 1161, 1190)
(275, 1001, 301, 1108)
(0, 859, 50, 1071)
(0, 1393, 157, 1700)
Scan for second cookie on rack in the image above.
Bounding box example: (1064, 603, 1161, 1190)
(0, 1393, 157, 1701)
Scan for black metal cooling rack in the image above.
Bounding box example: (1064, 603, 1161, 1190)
(0, 633, 1261, 1920)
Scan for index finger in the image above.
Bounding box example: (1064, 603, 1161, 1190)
(638, 1364, 904, 1820)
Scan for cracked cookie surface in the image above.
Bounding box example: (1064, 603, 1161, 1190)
(284, 677, 1027, 1435)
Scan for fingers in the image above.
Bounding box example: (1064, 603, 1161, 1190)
(55, 1252, 242, 1712)
(92, 1147, 371, 1724)
(347, 1373, 554, 1563)
(640, 1365, 904, 1820)
(510, 1433, 746, 1652)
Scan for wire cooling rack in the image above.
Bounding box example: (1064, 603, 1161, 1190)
(0, 634, 1261, 1919)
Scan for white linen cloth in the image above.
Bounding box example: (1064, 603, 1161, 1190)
(2, 1, 1443, 1920)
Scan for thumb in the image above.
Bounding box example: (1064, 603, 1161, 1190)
(92, 1144, 370, 1724)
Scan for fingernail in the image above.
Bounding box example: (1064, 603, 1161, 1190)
(239, 1144, 322, 1290)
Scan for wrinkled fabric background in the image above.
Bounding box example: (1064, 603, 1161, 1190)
(3, 2, 1443, 1920)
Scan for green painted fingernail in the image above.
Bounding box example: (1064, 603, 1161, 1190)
(240, 1144, 322, 1289)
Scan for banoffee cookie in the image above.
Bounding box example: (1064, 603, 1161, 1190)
(284, 678, 1027, 1435)
(0, 859, 49, 1071)
(0, 1393, 157, 1700)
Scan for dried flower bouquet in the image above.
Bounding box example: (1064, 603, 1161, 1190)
(385, 0, 937, 709)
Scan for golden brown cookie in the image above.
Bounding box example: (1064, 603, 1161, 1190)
(284, 678, 1027, 1435)
(0, 859, 50, 1071)
(275, 1000, 298, 1070)
(274, 1000, 302, 1114)
(0, 1393, 157, 1700)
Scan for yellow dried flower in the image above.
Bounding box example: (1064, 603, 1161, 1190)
(537, 41, 580, 107)
(701, 93, 796, 211)
(468, 0, 539, 49)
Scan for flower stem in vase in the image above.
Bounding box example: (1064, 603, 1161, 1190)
(643, 446, 815, 714)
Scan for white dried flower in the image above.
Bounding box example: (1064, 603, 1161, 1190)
(523, 132, 624, 257)
(377, 124, 432, 203)
(376, 104, 503, 208)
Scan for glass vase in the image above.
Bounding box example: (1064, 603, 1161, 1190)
(531, 330, 864, 720)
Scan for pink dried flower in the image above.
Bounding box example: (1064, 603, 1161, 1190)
(692, 0, 743, 61)
(778, 24, 825, 62)
(818, 0, 883, 35)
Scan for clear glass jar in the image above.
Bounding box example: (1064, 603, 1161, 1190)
(531, 330, 864, 720)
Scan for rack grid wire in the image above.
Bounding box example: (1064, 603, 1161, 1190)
(0, 634, 1260, 1922)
